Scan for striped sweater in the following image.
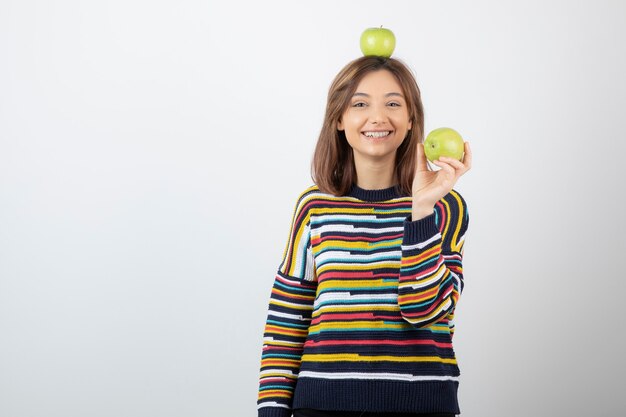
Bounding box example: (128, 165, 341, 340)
(258, 183, 469, 416)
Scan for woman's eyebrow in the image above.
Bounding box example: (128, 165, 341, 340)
(352, 92, 405, 98)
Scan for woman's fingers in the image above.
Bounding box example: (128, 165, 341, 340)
(416, 143, 429, 171)
(431, 159, 456, 178)
(439, 156, 468, 175)
(462, 142, 472, 170)
(439, 142, 471, 175)
(416, 141, 472, 200)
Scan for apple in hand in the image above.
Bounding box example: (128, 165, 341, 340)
(423, 127, 465, 162)
(360, 27, 396, 58)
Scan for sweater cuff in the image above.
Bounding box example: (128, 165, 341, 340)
(258, 407, 292, 417)
(403, 211, 439, 244)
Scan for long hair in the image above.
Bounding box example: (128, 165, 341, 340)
(311, 56, 425, 196)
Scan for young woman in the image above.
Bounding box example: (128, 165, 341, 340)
(257, 56, 472, 417)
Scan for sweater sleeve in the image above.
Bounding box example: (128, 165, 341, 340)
(398, 190, 469, 329)
(258, 190, 317, 417)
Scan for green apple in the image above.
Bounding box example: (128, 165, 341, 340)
(360, 27, 396, 58)
(423, 127, 465, 162)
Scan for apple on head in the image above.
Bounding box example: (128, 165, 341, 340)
(423, 127, 465, 162)
(360, 26, 396, 58)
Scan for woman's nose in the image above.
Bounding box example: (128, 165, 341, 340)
(368, 105, 388, 124)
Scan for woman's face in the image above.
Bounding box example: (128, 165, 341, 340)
(337, 69, 412, 165)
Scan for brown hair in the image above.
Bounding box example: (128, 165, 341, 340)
(311, 56, 424, 196)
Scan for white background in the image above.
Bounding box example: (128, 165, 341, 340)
(1, 1, 625, 416)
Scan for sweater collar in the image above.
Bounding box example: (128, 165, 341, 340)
(347, 183, 404, 202)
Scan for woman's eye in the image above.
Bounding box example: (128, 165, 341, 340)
(388, 102, 401, 107)
(352, 102, 367, 107)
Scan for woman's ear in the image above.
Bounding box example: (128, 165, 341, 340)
(408, 118, 413, 130)
(337, 119, 344, 131)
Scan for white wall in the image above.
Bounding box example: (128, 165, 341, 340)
(1, 1, 625, 416)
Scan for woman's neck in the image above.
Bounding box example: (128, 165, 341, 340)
(353, 155, 397, 189)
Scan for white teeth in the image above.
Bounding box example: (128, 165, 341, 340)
(363, 131, 391, 138)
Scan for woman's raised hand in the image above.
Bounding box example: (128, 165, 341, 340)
(411, 141, 472, 219)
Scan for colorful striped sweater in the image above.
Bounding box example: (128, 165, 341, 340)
(258, 183, 469, 416)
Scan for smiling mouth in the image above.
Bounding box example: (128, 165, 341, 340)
(362, 131, 392, 139)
